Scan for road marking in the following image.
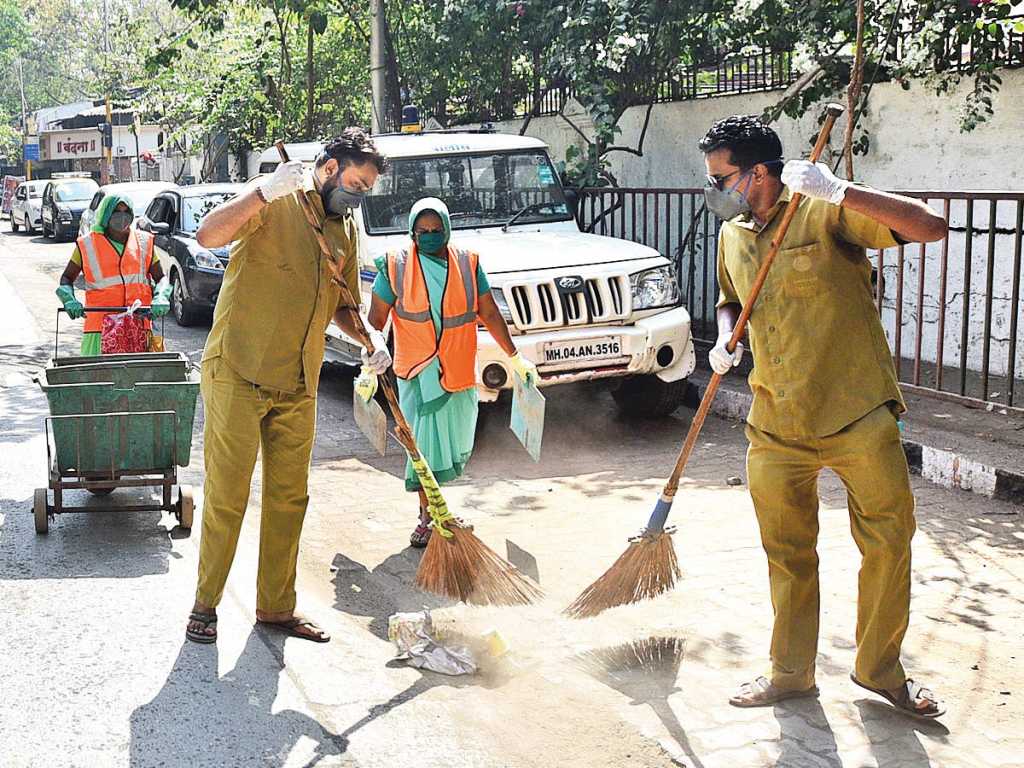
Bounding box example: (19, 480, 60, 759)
(0, 266, 41, 346)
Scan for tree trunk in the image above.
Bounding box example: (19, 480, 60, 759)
(382, 6, 404, 129)
(844, 0, 866, 180)
(306, 19, 315, 139)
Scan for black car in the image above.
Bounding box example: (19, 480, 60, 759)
(137, 183, 241, 326)
(41, 177, 99, 241)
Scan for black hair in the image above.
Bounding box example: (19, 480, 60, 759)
(698, 115, 784, 177)
(316, 127, 389, 174)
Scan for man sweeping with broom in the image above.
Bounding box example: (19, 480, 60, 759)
(700, 115, 948, 718)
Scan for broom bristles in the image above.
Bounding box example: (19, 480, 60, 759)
(564, 531, 681, 619)
(415, 522, 543, 606)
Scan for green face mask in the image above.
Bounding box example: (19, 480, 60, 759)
(416, 232, 447, 255)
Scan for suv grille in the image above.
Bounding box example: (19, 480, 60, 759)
(505, 275, 630, 330)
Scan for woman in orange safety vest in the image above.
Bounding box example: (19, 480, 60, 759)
(55, 193, 170, 355)
(367, 197, 537, 547)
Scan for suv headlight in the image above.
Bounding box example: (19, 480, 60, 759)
(193, 248, 225, 270)
(630, 264, 680, 310)
(490, 288, 513, 323)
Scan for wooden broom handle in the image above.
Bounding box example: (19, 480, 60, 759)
(662, 104, 845, 499)
(274, 141, 419, 457)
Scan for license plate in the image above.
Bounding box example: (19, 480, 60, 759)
(543, 336, 623, 364)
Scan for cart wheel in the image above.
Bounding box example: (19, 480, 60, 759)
(34, 488, 49, 534)
(176, 485, 194, 530)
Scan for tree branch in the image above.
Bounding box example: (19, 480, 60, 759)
(600, 97, 655, 158)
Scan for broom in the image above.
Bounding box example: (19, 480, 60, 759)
(565, 104, 845, 619)
(275, 142, 541, 606)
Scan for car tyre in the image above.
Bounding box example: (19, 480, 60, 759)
(171, 271, 202, 327)
(42, 218, 53, 238)
(611, 374, 695, 419)
(25, 215, 35, 235)
(10, 215, 19, 233)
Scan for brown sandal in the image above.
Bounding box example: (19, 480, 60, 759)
(186, 611, 218, 644)
(256, 616, 330, 643)
(729, 676, 819, 708)
(850, 674, 945, 720)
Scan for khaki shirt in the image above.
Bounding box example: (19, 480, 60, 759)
(202, 171, 359, 394)
(717, 186, 905, 438)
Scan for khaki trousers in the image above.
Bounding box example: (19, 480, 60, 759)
(745, 404, 916, 692)
(195, 357, 316, 613)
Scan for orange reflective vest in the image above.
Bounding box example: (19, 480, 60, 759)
(387, 245, 479, 392)
(76, 229, 154, 333)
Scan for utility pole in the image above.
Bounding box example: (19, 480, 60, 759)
(16, 59, 30, 180)
(369, 0, 386, 134)
(100, 0, 111, 184)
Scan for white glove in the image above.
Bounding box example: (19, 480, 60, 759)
(781, 160, 850, 205)
(709, 333, 744, 376)
(361, 328, 392, 374)
(258, 160, 304, 202)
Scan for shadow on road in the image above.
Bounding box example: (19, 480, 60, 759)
(330, 549, 447, 641)
(0, 490, 177, 579)
(129, 632, 347, 768)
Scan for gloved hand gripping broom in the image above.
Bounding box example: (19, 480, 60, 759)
(275, 142, 540, 606)
(565, 104, 845, 618)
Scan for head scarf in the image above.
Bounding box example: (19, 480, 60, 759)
(91, 193, 133, 234)
(408, 197, 451, 244)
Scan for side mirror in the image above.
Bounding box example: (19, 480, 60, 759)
(151, 221, 171, 236)
(563, 187, 580, 220)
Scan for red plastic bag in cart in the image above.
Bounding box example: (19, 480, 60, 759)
(101, 300, 149, 354)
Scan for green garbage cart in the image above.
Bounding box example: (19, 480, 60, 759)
(34, 333, 201, 534)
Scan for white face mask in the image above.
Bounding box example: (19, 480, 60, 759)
(703, 171, 754, 221)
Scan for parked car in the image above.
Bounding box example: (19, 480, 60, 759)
(79, 181, 179, 238)
(10, 180, 48, 235)
(261, 131, 696, 418)
(40, 177, 99, 241)
(137, 183, 242, 326)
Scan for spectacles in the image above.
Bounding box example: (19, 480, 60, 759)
(705, 169, 744, 191)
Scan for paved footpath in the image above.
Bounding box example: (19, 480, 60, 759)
(1, 226, 1022, 767)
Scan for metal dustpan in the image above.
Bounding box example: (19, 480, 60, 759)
(353, 388, 388, 456)
(510, 372, 545, 462)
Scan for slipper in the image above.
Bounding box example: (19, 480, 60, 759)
(729, 676, 819, 708)
(850, 674, 946, 720)
(257, 617, 331, 643)
(186, 611, 218, 644)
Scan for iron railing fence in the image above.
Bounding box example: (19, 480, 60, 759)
(577, 187, 1024, 411)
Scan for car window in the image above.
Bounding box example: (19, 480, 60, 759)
(89, 191, 104, 211)
(147, 197, 175, 226)
(16, 187, 26, 200)
(180, 192, 236, 234)
(29, 184, 44, 198)
(121, 189, 164, 218)
(54, 181, 98, 202)
(362, 150, 571, 234)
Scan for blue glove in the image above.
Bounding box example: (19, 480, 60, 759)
(150, 280, 171, 318)
(56, 284, 84, 320)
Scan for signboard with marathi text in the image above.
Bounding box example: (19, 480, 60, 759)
(45, 129, 102, 160)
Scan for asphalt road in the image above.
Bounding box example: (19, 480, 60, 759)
(1, 220, 1022, 768)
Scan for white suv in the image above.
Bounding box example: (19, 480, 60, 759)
(262, 132, 696, 417)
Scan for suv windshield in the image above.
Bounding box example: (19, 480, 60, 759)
(180, 192, 236, 233)
(363, 150, 572, 234)
(55, 181, 97, 202)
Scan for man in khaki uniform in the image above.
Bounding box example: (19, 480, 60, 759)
(185, 129, 391, 645)
(700, 115, 948, 718)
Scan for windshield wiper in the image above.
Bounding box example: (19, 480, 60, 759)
(502, 202, 552, 232)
